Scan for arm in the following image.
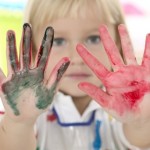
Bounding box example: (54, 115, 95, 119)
(0, 115, 36, 150)
(0, 23, 70, 150)
(77, 24, 150, 148)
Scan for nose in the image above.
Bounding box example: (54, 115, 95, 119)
(69, 43, 84, 65)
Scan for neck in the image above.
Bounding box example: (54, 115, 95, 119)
(72, 96, 91, 115)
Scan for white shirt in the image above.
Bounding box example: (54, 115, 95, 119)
(36, 92, 146, 150)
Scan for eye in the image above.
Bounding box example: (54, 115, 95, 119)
(53, 37, 66, 46)
(85, 35, 101, 45)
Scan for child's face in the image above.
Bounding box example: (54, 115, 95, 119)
(36, 12, 115, 98)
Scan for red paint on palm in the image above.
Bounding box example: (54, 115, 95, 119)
(123, 81, 149, 108)
(102, 66, 150, 115)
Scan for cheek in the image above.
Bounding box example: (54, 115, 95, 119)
(100, 51, 111, 69)
(91, 48, 111, 70)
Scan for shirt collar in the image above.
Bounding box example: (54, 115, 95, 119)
(51, 92, 100, 124)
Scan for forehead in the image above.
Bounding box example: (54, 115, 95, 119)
(49, 17, 101, 35)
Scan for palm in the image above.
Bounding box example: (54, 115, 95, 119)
(2, 69, 55, 116)
(77, 24, 150, 122)
(0, 23, 69, 120)
(103, 65, 149, 115)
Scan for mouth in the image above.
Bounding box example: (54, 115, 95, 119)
(65, 73, 91, 80)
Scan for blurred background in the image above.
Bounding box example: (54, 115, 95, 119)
(0, 0, 26, 74)
(121, 0, 150, 63)
(0, 0, 150, 74)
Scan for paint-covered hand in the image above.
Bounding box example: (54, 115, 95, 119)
(77, 24, 150, 122)
(0, 23, 70, 121)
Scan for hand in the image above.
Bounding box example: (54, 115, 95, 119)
(77, 24, 150, 122)
(0, 23, 70, 122)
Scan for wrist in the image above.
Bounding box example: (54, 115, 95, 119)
(123, 121, 150, 148)
(0, 114, 35, 136)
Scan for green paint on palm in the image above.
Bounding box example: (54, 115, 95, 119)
(2, 60, 70, 115)
(2, 70, 43, 115)
(36, 83, 56, 109)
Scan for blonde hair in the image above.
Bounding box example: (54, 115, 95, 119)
(24, 0, 125, 57)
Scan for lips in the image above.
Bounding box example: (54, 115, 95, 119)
(65, 73, 91, 79)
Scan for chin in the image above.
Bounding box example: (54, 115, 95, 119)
(59, 88, 87, 97)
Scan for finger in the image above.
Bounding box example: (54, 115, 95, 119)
(36, 57, 70, 110)
(141, 34, 150, 69)
(78, 82, 111, 108)
(99, 25, 124, 69)
(36, 26, 54, 70)
(46, 57, 70, 89)
(20, 23, 32, 71)
(6, 30, 19, 74)
(76, 44, 110, 79)
(118, 24, 137, 65)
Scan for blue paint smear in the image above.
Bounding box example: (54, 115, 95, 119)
(93, 120, 102, 150)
